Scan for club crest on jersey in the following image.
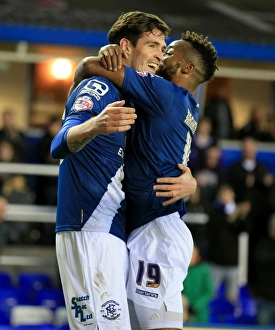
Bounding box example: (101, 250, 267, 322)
(74, 96, 94, 112)
(100, 300, 121, 320)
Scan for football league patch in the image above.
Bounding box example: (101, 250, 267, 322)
(137, 71, 149, 77)
(74, 96, 94, 112)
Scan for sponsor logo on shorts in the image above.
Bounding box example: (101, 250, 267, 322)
(149, 311, 163, 320)
(100, 300, 121, 320)
(136, 288, 158, 298)
(71, 295, 93, 322)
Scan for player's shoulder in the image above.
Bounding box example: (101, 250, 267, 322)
(125, 66, 162, 81)
(73, 75, 120, 100)
(78, 75, 116, 90)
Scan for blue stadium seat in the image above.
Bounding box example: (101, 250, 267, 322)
(210, 285, 258, 325)
(58, 325, 70, 330)
(0, 272, 13, 288)
(17, 272, 53, 304)
(0, 288, 24, 309)
(238, 284, 251, 300)
(209, 296, 235, 323)
(0, 307, 10, 325)
(18, 273, 53, 291)
(35, 288, 65, 310)
(0, 288, 25, 326)
(14, 326, 56, 330)
(236, 285, 257, 324)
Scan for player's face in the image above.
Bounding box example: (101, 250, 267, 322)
(156, 40, 189, 81)
(127, 28, 166, 74)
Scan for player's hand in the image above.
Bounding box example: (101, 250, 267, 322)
(92, 100, 136, 134)
(153, 164, 197, 206)
(99, 44, 127, 71)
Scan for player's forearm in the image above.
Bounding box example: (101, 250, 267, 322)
(66, 119, 97, 153)
(51, 120, 97, 158)
(51, 128, 72, 159)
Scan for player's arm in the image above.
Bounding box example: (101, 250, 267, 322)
(98, 44, 125, 71)
(95, 47, 197, 204)
(51, 100, 136, 159)
(71, 51, 197, 204)
(153, 164, 197, 206)
(66, 100, 135, 153)
(69, 56, 125, 95)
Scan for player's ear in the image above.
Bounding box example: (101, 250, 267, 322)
(181, 62, 195, 75)
(120, 38, 131, 57)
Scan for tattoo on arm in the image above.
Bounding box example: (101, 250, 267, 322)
(67, 136, 94, 152)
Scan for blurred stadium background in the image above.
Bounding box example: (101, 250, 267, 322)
(0, 0, 275, 329)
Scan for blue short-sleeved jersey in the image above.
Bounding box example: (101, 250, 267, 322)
(50, 77, 127, 241)
(122, 66, 199, 231)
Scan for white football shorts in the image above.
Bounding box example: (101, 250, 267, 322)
(56, 231, 131, 330)
(126, 212, 193, 329)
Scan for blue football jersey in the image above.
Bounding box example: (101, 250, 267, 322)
(50, 77, 127, 241)
(122, 66, 199, 231)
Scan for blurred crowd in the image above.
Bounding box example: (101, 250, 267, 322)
(0, 108, 60, 246)
(182, 97, 275, 326)
(0, 101, 275, 326)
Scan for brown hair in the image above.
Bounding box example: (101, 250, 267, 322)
(108, 11, 171, 46)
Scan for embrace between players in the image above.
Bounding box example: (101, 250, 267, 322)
(51, 11, 218, 330)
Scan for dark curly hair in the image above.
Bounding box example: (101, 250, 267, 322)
(108, 11, 171, 46)
(182, 31, 218, 82)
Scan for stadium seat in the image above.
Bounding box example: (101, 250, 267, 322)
(0, 288, 24, 309)
(18, 272, 53, 291)
(0, 272, 13, 288)
(238, 284, 251, 299)
(236, 285, 257, 324)
(209, 296, 235, 323)
(57, 325, 70, 330)
(209, 285, 258, 325)
(35, 288, 65, 310)
(14, 326, 56, 330)
(17, 272, 54, 304)
(0, 307, 10, 325)
(0, 288, 27, 326)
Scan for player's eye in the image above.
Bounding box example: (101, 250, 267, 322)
(164, 49, 173, 56)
